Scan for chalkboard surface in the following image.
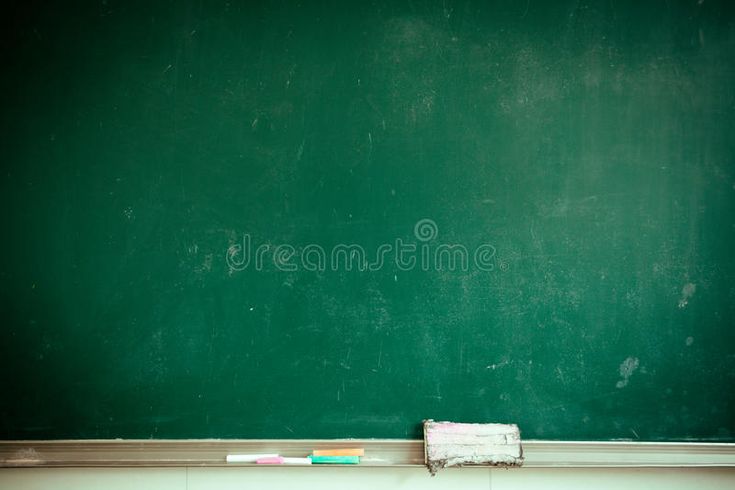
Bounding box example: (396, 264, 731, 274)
(1, 0, 734, 441)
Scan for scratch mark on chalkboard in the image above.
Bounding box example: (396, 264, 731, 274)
(486, 359, 509, 370)
(556, 366, 567, 385)
(521, 0, 530, 19)
(377, 340, 383, 369)
(616, 357, 639, 388)
(341, 347, 352, 370)
(678, 283, 696, 308)
(296, 139, 304, 161)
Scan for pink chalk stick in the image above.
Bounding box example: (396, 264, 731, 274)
(256, 456, 285, 464)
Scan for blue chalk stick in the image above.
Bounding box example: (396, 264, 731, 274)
(308, 455, 360, 464)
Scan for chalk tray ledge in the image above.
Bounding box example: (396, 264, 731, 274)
(1, 440, 734, 468)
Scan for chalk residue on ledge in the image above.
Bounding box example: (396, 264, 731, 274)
(423, 420, 523, 475)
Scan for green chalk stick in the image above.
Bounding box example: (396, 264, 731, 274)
(308, 455, 360, 464)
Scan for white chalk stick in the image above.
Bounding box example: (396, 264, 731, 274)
(282, 457, 312, 465)
(226, 453, 279, 463)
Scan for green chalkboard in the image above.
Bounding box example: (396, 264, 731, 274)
(1, 0, 734, 441)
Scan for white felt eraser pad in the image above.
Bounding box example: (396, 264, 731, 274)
(423, 420, 523, 474)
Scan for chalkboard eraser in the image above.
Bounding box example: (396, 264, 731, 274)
(226, 453, 278, 463)
(423, 419, 524, 475)
(309, 455, 360, 464)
